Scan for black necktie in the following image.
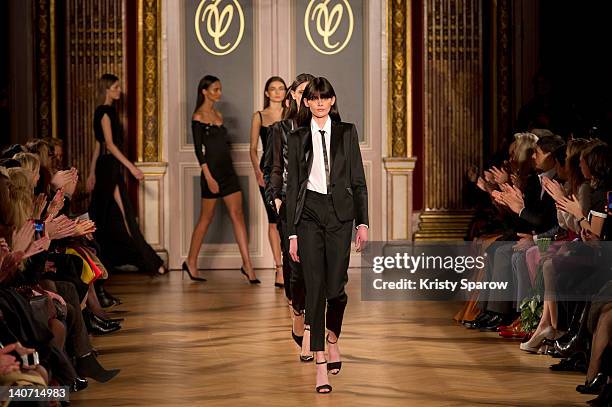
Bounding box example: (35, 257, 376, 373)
(319, 130, 331, 193)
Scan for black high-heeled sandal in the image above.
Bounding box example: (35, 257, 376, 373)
(274, 264, 284, 289)
(300, 327, 314, 362)
(291, 309, 304, 347)
(326, 334, 342, 375)
(182, 262, 207, 282)
(240, 267, 261, 284)
(315, 360, 332, 394)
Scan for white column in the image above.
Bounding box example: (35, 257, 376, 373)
(136, 162, 169, 264)
(384, 157, 417, 241)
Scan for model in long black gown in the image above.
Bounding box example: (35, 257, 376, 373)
(89, 104, 163, 274)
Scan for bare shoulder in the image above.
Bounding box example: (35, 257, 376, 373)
(192, 111, 204, 122)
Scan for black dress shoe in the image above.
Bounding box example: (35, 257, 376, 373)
(97, 292, 116, 308)
(550, 352, 587, 373)
(92, 314, 121, 330)
(98, 291, 120, 308)
(587, 383, 612, 406)
(463, 312, 494, 329)
(479, 314, 512, 331)
(83, 310, 121, 335)
(104, 290, 122, 305)
(555, 331, 588, 358)
(70, 377, 89, 392)
(76, 353, 121, 383)
(577, 373, 608, 394)
(471, 311, 493, 324)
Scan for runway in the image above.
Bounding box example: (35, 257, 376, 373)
(71, 269, 591, 407)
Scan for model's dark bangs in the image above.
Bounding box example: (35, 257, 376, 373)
(309, 89, 334, 100)
(306, 78, 336, 100)
(295, 76, 341, 126)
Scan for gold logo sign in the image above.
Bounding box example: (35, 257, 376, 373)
(304, 0, 354, 55)
(195, 0, 244, 56)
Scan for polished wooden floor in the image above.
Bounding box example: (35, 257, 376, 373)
(70, 269, 593, 407)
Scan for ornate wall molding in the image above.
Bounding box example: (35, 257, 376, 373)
(388, 0, 412, 158)
(490, 0, 512, 154)
(385, 0, 417, 240)
(138, 0, 162, 162)
(34, 0, 53, 139)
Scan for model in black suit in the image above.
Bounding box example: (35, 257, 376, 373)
(263, 73, 315, 362)
(286, 77, 369, 394)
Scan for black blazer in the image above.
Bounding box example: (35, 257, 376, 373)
(518, 172, 558, 234)
(286, 121, 368, 236)
(263, 119, 293, 207)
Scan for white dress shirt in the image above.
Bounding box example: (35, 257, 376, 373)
(307, 117, 332, 194)
(288, 117, 367, 240)
(538, 167, 556, 199)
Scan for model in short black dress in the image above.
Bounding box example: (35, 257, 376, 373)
(192, 120, 241, 198)
(256, 112, 278, 223)
(89, 105, 163, 274)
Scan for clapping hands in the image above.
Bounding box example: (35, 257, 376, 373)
(489, 166, 510, 184)
(50, 168, 77, 198)
(45, 215, 76, 240)
(12, 222, 35, 253)
(492, 183, 525, 214)
(542, 177, 565, 202)
(32, 193, 47, 220)
(73, 219, 96, 237)
(556, 194, 584, 219)
(45, 189, 65, 221)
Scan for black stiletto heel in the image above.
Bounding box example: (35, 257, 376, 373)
(240, 267, 261, 284)
(274, 264, 284, 288)
(300, 327, 314, 362)
(291, 309, 304, 347)
(292, 331, 303, 347)
(315, 360, 332, 394)
(182, 262, 206, 282)
(326, 334, 342, 375)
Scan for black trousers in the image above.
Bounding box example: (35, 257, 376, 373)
(298, 191, 352, 351)
(279, 201, 307, 320)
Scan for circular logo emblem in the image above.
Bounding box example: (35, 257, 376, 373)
(195, 0, 244, 56)
(304, 0, 354, 55)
